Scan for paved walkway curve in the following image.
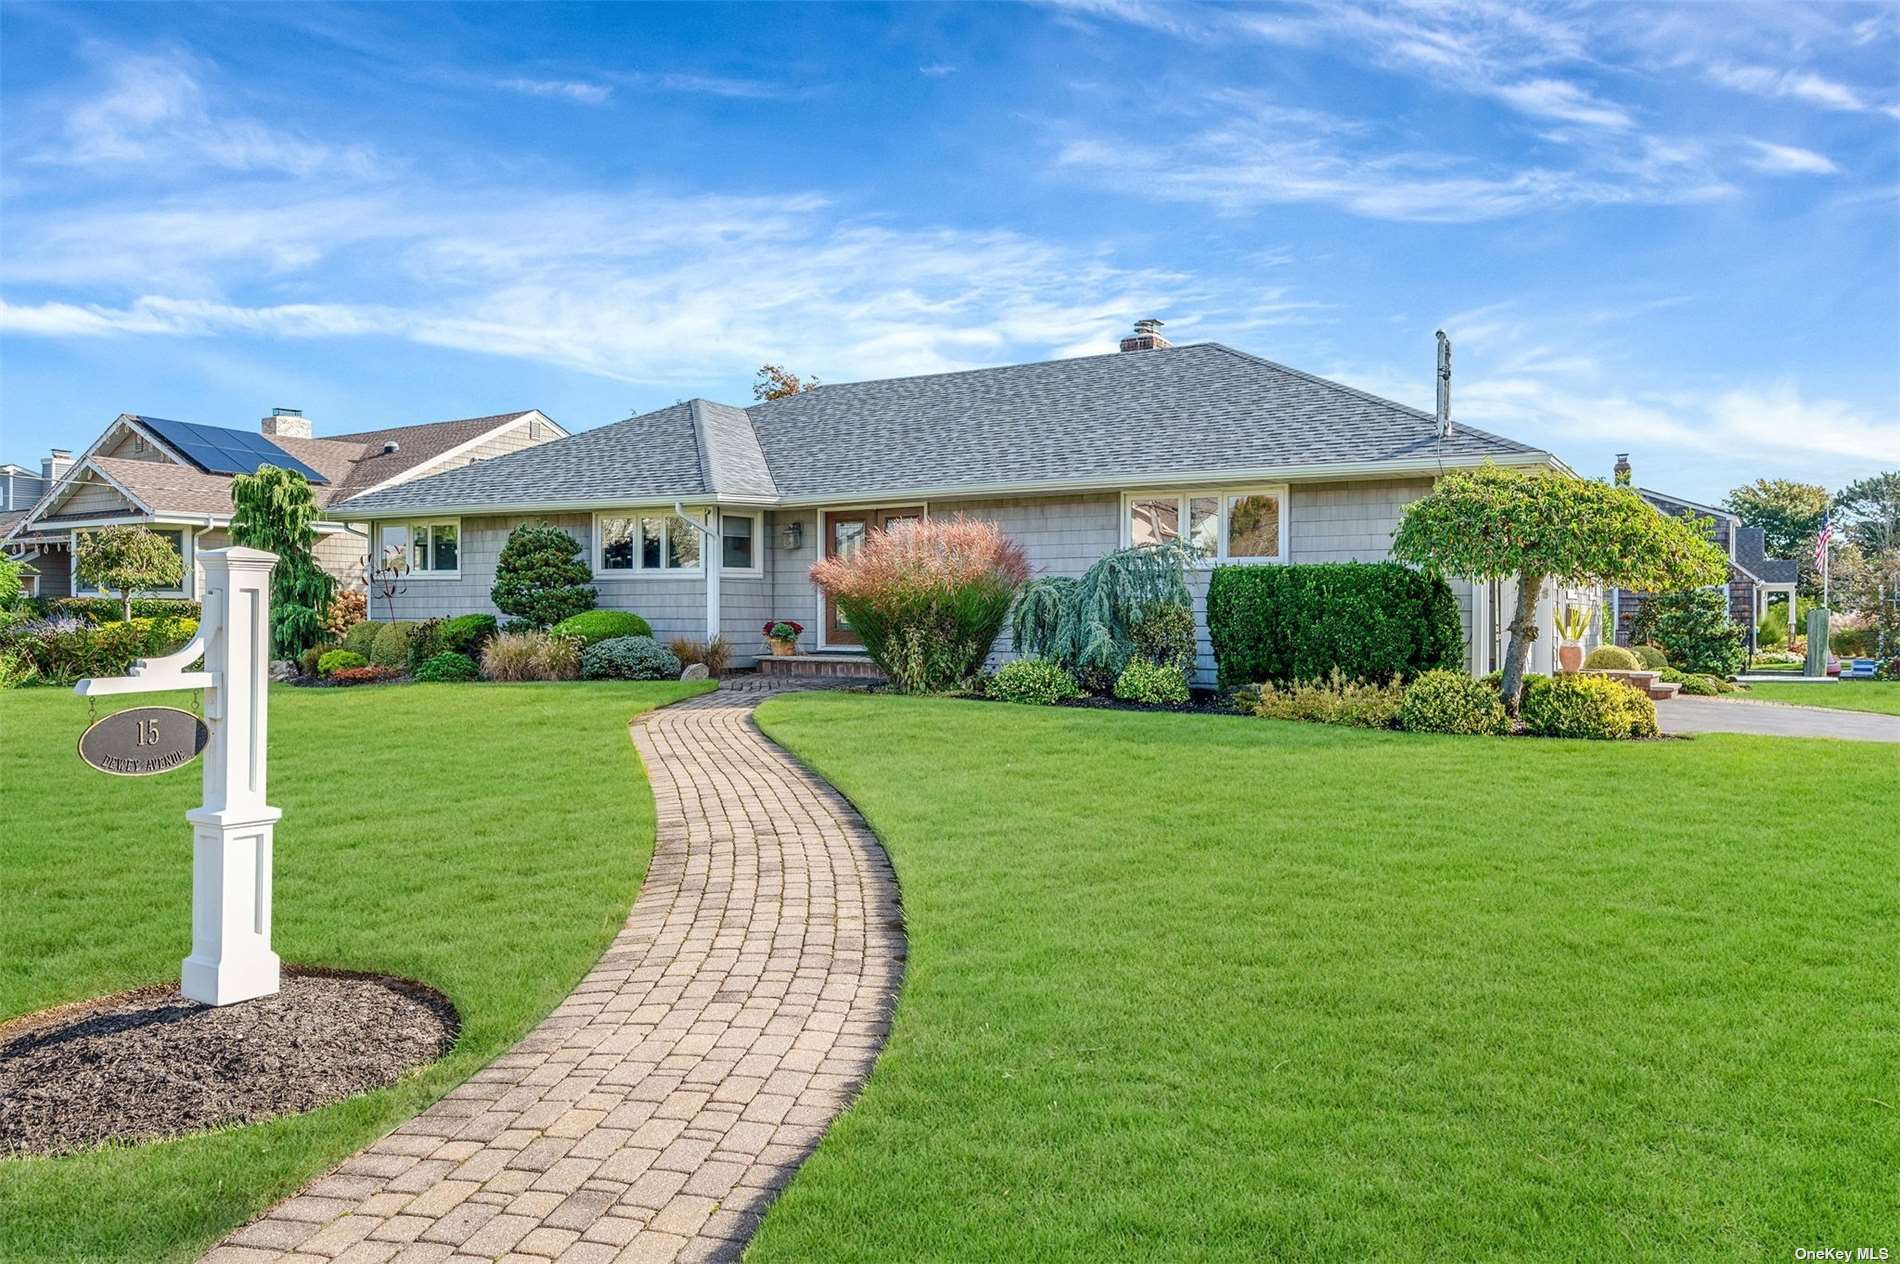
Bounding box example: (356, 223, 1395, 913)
(207, 683, 904, 1264)
(1656, 695, 1900, 743)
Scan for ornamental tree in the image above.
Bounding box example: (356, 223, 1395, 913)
(1391, 465, 1729, 712)
(491, 523, 596, 628)
(75, 524, 184, 622)
(230, 465, 334, 658)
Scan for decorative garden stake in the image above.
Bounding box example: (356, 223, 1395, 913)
(74, 547, 283, 1006)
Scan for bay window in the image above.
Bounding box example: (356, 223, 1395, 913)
(1122, 487, 1288, 563)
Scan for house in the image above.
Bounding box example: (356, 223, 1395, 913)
(3, 408, 566, 603)
(331, 322, 1581, 684)
(1606, 454, 1800, 649)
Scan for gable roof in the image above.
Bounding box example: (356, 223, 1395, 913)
(1734, 525, 1799, 585)
(7, 410, 554, 540)
(335, 342, 1550, 517)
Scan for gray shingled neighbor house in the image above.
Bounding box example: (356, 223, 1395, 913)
(4, 408, 566, 602)
(332, 323, 1577, 684)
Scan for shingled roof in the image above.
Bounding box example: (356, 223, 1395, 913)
(336, 342, 1548, 516)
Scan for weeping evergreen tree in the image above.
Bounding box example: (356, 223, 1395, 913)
(229, 464, 335, 659)
(1011, 540, 1196, 689)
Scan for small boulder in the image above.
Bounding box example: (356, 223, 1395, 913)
(680, 663, 710, 681)
(269, 659, 299, 682)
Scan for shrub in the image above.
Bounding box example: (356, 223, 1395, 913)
(481, 631, 582, 682)
(1660, 668, 1737, 696)
(343, 619, 382, 657)
(492, 523, 596, 628)
(1631, 643, 1669, 670)
(0, 646, 33, 688)
(41, 596, 201, 624)
(328, 664, 402, 686)
(1113, 659, 1191, 706)
(1877, 658, 1900, 681)
(669, 636, 733, 676)
(1521, 674, 1657, 739)
(369, 620, 419, 669)
(1583, 645, 1642, 671)
(1129, 602, 1196, 676)
(323, 589, 368, 641)
(1830, 622, 1880, 658)
(1755, 606, 1787, 648)
(1206, 561, 1463, 691)
(415, 651, 481, 682)
(987, 658, 1080, 705)
(581, 635, 682, 681)
(317, 649, 369, 676)
(299, 643, 338, 676)
(406, 617, 445, 673)
(1252, 671, 1406, 729)
(1631, 589, 1744, 677)
(811, 516, 1028, 694)
(1012, 541, 1194, 692)
(551, 609, 653, 646)
(75, 524, 184, 622)
(0, 556, 23, 611)
(1398, 670, 1511, 736)
(436, 614, 499, 657)
(2, 615, 199, 684)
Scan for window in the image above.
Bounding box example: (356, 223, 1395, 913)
(1122, 487, 1287, 563)
(378, 519, 459, 575)
(721, 514, 755, 570)
(593, 511, 704, 574)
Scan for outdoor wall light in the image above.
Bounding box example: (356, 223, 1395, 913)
(779, 521, 804, 551)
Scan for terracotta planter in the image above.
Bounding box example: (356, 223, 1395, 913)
(769, 639, 796, 657)
(1557, 643, 1583, 674)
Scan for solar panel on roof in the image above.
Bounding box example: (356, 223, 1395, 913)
(136, 416, 329, 484)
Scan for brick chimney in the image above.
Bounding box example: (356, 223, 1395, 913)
(262, 407, 311, 439)
(1119, 318, 1173, 352)
(1613, 453, 1632, 486)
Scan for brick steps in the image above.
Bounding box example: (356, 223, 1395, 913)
(754, 654, 886, 681)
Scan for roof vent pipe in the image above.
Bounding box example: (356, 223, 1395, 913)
(1434, 330, 1452, 440)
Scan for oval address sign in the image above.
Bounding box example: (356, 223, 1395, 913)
(78, 706, 208, 777)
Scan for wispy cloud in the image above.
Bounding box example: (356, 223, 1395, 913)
(39, 48, 377, 177)
(1742, 140, 1838, 176)
(609, 69, 807, 101)
(1706, 63, 1867, 113)
(500, 78, 612, 105)
(919, 64, 958, 78)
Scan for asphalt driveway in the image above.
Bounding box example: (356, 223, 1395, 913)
(1657, 697, 1900, 743)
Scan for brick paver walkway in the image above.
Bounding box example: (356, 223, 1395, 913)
(206, 683, 903, 1264)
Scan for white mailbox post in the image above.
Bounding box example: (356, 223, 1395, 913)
(75, 546, 283, 1006)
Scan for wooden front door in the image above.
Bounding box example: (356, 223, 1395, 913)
(823, 506, 924, 646)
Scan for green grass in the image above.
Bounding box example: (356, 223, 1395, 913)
(1738, 681, 1900, 715)
(752, 693, 1900, 1263)
(0, 679, 709, 1263)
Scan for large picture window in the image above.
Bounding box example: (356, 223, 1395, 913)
(1122, 487, 1288, 563)
(378, 519, 459, 575)
(594, 510, 761, 576)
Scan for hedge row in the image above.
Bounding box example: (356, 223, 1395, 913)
(1207, 561, 1463, 689)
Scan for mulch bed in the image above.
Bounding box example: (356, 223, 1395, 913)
(0, 969, 458, 1158)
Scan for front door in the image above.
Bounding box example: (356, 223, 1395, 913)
(823, 506, 924, 647)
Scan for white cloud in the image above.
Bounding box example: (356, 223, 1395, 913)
(1742, 141, 1839, 176)
(919, 64, 958, 78)
(500, 78, 612, 105)
(1491, 78, 1632, 130)
(45, 49, 376, 177)
(1706, 63, 1868, 113)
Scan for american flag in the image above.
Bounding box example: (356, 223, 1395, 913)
(1814, 514, 1833, 569)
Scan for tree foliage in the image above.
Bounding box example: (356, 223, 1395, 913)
(1724, 478, 1829, 560)
(1834, 471, 1900, 558)
(1391, 465, 1729, 711)
(230, 465, 335, 658)
(752, 364, 819, 401)
(1011, 541, 1195, 691)
(75, 524, 184, 622)
(1630, 588, 1745, 677)
(490, 523, 596, 628)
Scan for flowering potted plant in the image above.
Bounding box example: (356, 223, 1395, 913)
(1553, 604, 1595, 673)
(763, 619, 803, 656)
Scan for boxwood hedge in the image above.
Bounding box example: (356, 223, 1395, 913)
(1207, 561, 1462, 689)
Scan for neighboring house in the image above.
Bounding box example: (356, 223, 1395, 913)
(334, 322, 1578, 684)
(1606, 455, 1801, 648)
(3, 450, 67, 514)
(3, 408, 566, 602)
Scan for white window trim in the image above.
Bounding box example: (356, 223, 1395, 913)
(1119, 485, 1290, 565)
(379, 517, 462, 580)
(591, 510, 706, 579)
(717, 510, 765, 578)
(71, 525, 193, 598)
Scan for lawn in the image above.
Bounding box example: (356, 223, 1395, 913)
(752, 693, 1900, 1263)
(1739, 681, 1900, 715)
(0, 679, 708, 1263)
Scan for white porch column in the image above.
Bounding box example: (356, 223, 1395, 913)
(180, 546, 282, 1006)
(704, 507, 721, 643)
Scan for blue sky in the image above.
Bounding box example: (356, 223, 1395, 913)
(2, 1, 1895, 503)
